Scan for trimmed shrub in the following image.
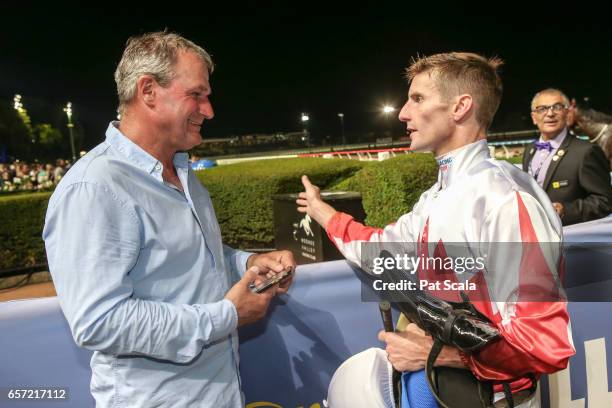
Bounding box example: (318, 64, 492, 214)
(197, 158, 366, 248)
(1, 155, 438, 267)
(331, 153, 437, 227)
(0, 192, 51, 270)
(503, 156, 523, 165)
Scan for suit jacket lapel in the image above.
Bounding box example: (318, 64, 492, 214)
(542, 134, 572, 190)
(523, 142, 536, 172)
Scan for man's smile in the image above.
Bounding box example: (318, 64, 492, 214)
(188, 119, 202, 128)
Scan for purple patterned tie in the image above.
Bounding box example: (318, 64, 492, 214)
(535, 141, 553, 151)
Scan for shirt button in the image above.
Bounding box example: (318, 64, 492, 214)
(155, 164, 162, 171)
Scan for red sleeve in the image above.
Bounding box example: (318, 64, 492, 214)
(464, 301, 573, 381)
(324, 212, 385, 268)
(326, 212, 383, 245)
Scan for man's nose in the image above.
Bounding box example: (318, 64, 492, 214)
(200, 98, 214, 119)
(398, 101, 410, 122)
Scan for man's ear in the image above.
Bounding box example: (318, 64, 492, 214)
(531, 112, 538, 125)
(136, 75, 156, 107)
(452, 94, 473, 122)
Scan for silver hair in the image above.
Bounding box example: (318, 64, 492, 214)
(114, 31, 214, 114)
(530, 88, 570, 110)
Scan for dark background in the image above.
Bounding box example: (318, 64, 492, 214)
(2, 7, 611, 149)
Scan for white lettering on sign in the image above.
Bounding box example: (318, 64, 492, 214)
(585, 338, 612, 407)
(548, 337, 612, 407)
(548, 360, 584, 407)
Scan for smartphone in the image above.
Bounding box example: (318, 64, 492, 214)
(249, 267, 293, 293)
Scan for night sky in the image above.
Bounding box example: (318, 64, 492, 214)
(2, 8, 612, 149)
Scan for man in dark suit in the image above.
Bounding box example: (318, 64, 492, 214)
(523, 88, 612, 225)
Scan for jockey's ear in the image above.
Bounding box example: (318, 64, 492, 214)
(570, 98, 577, 108)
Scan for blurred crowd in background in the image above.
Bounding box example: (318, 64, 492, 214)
(0, 159, 69, 193)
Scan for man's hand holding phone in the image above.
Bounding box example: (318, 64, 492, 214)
(249, 266, 293, 293)
(225, 266, 278, 327)
(246, 250, 295, 295)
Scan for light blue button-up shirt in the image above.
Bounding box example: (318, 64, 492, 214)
(43, 122, 252, 407)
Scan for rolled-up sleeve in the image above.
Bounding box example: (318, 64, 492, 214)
(223, 245, 253, 285)
(43, 181, 237, 363)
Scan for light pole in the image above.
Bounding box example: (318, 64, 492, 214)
(382, 105, 395, 145)
(14, 94, 34, 144)
(301, 112, 310, 148)
(64, 102, 77, 162)
(13, 94, 23, 111)
(338, 113, 345, 146)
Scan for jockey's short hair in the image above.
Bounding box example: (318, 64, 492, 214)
(406, 52, 503, 129)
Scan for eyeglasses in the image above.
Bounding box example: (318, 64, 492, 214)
(532, 103, 567, 115)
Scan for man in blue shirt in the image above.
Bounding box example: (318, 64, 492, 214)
(43, 31, 295, 407)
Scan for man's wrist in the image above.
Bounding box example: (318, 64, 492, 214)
(458, 351, 471, 369)
(552, 202, 565, 218)
(313, 202, 337, 229)
(246, 254, 257, 270)
(435, 346, 469, 369)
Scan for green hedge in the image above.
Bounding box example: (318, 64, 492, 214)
(331, 153, 437, 227)
(0, 192, 51, 270)
(197, 158, 366, 248)
(1, 155, 438, 268)
(504, 156, 523, 165)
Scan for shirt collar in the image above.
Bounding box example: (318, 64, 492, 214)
(173, 151, 190, 170)
(105, 121, 190, 176)
(435, 139, 490, 190)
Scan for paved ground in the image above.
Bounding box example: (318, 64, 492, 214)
(0, 280, 56, 302)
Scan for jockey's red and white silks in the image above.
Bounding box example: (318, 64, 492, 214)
(326, 140, 575, 395)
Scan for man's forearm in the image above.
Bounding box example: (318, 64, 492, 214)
(311, 200, 337, 229)
(68, 297, 237, 363)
